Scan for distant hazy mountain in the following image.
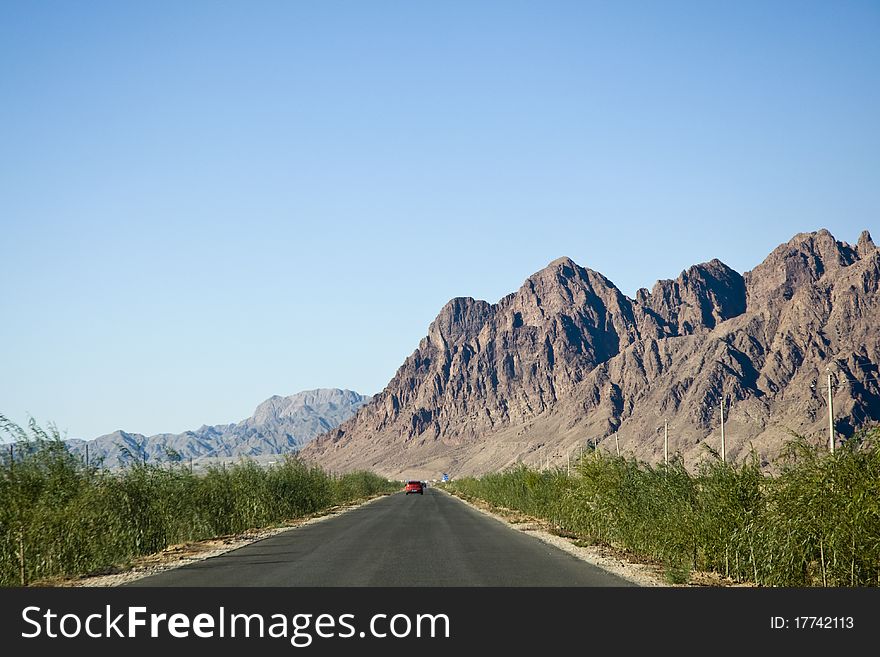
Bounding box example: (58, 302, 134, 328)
(69, 389, 370, 467)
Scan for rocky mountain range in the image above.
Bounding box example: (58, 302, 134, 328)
(302, 229, 880, 479)
(68, 389, 370, 468)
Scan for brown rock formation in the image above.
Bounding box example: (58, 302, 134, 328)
(302, 229, 880, 478)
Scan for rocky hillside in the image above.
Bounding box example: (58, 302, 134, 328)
(302, 229, 880, 479)
(69, 389, 370, 468)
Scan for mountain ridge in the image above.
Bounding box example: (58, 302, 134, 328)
(302, 229, 880, 479)
(68, 388, 370, 467)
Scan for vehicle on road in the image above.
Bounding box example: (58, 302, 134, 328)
(405, 480, 424, 495)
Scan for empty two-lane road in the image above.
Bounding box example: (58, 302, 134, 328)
(127, 488, 634, 586)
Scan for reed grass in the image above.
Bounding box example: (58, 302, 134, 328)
(0, 415, 397, 586)
(450, 429, 880, 586)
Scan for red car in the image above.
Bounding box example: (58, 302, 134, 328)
(404, 480, 424, 495)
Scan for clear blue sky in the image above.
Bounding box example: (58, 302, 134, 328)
(1, 1, 878, 440)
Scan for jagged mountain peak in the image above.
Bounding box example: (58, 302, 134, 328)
(526, 255, 613, 288)
(857, 229, 875, 256)
(546, 255, 578, 268)
(636, 258, 745, 336)
(745, 228, 862, 307)
(505, 255, 630, 330)
(538, 255, 594, 283)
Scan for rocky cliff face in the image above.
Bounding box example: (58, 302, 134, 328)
(302, 229, 880, 478)
(636, 259, 746, 336)
(69, 389, 370, 467)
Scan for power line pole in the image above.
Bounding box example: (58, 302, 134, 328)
(720, 396, 726, 463)
(827, 371, 835, 454)
(664, 420, 668, 467)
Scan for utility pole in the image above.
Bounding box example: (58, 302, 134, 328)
(828, 371, 835, 454)
(720, 397, 726, 463)
(664, 420, 669, 467)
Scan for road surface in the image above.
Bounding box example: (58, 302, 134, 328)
(127, 488, 635, 586)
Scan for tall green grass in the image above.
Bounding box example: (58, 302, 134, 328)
(450, 429, 880, 586)
(0, 416, 397, 586)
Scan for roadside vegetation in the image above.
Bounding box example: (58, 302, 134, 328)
(0, 415, 398, 586)
(448, 428, 880, 587)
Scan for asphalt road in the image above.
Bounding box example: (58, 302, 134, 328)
(127, 488, 635, 586)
